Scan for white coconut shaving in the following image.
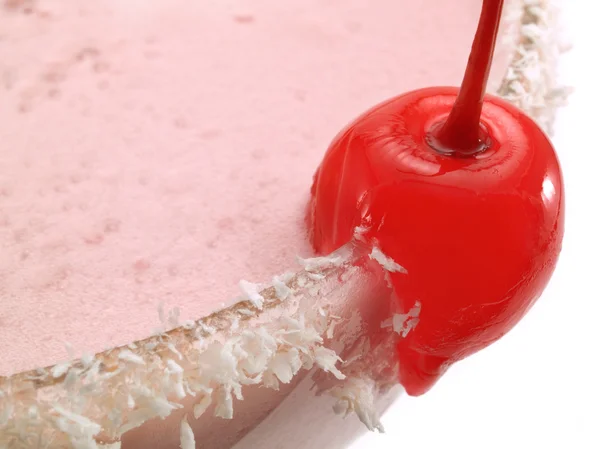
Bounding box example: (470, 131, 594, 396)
(0, 1, 569, 447)
(498, 0, 571, 134)
(117, 350, 146, 366)
(273, 274, 293, 300)
(99, 444, 121, 449)
(297, 254, 345, 272)
(369, 247, 408, 274)
(52, 363, 71, 379)
(353, 225, 370, 243)
(0, 244, 359, 449)
(381, 301, 422, 338)
(239, 280, 266, 309)
(179, 416, 195, 449)
(329, 376, 385, 433)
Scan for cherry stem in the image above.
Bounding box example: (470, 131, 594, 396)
(432, 0, 504, 155)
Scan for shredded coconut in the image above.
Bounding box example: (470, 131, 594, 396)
(239, 280, 265, 309)
(272, 275, 292, 300)
(369, 247, 408, 273)
(329, 377, 385, 433)
(498, 0, 570, 134)
(237, 308, 254, 316)
(297, 254, 345, 272)
(353, 225, 370, 242)
(392, 301, 422, 337)
(117, 350, 145, 366)
(180, 416, 195, 449)
(52, 362, 71, 378)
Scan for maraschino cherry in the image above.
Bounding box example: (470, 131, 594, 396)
(308, 0, 564, 396)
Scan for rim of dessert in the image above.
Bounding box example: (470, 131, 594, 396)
(0, 1, 570, 448)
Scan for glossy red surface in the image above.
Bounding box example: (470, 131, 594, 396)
(307, 87, 565, 396)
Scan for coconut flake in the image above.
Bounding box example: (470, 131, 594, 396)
(369, 247, 407, 273)
(268, 349, 302, 384)
(329, 377, 385, 433)
(314, 347, 345, 380)
(213, 387, 234, 419)
(297, 254, 344, 272)
(239, 280, 265, 309)
(307, 272, 325, 281)
(52, 362, 71, 378)
(237, 308, 254, 316)
(353, 225, 370, 242)
(167, 343, 184, 360)
(193, 394, 213, 419)
(118, 350, 145, 366)
(78, 354, 93, 370)
(180, 416, 195, 449)
(197, 321, 217, 335)
(166, 359, 184, 374)
(52, 405, 102, 436)
(392, 301, 422, 337)
(272, 275, 292, 300)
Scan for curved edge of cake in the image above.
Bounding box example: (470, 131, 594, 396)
(499, 0, 571, 134)
(0, 1, 571, 448)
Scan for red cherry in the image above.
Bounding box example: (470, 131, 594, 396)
(307, 0, 564, 396)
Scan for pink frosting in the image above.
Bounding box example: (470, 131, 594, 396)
(0, 0, 512, 376)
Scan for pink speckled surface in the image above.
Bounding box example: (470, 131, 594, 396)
(0, 0, 513, 379)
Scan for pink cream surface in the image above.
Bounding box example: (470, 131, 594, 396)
(0, 0, 513, 376)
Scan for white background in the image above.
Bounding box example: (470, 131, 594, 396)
(351, 2, 600, 448)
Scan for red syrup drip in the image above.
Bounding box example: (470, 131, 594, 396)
(307, 0, 565, 396)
